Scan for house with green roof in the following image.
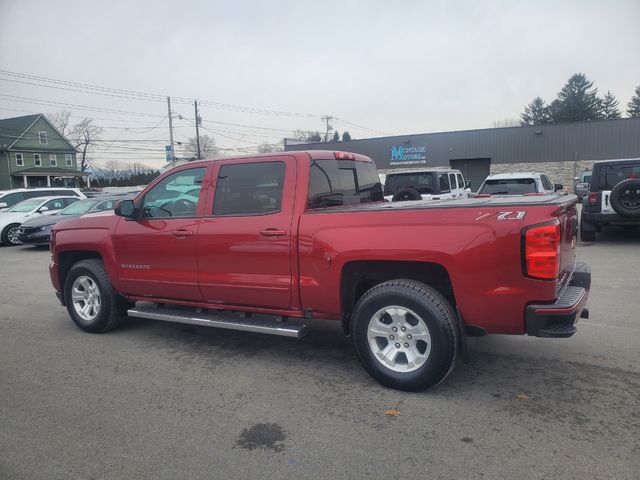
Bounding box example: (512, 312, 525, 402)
(0, 114, 88, 190)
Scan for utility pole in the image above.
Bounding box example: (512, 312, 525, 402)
(194, 100, 201, 160)
(321, 115, 333, 142)
(167, 97, 176, 167)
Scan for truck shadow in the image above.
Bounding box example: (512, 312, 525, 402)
(580, 225, 640, 245)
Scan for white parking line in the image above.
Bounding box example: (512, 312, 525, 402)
(580, 321, 640, 332)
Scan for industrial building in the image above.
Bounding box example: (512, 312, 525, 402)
(285, 117, 640, 190)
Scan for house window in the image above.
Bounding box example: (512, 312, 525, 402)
(38, 131, 48, 145)
(34, 154, 42, 167)
(65, 154, 73, 167)
(50, 154, 57, 166)
(15, 153, 24, 167)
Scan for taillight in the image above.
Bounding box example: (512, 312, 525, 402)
(334, 151, 356, 160)
(523, 221, 561, 280)
(587, 192, 598, 205)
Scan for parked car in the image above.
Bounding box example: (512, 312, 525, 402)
(477, 172, 563, 195)
(17, 196, 127, 246)
(574, 170, 592, 202)
(384, 168, 470, 201)
(0, 187, 86, 211)
(0, 196, 80, 245)
(580, 158, 640, 241)
(49, 151, 590, 392)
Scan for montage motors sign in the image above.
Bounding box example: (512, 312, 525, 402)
(389, 145, 427, 166)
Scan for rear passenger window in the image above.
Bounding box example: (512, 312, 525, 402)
(213, 162, 285, 216)
(439, 174, 450, 193)
(1, 192, 25, 207)
(307, 159, 383, 209)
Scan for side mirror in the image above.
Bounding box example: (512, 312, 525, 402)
(0, 202, 7, 208)
(464, 180, 471, 189)
(38, 206, 49, 213)
(554, 184, 563, 192)
(115, 199, 137, 218)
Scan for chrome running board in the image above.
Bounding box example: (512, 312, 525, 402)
(127, 306, 307, 338)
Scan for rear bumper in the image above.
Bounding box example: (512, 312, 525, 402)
(525, 262, 591, 338)
(582, 212, 640, 225)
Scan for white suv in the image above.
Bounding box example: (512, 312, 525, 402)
(384, 168, 471, 202)
(0, 187, 86, 211)
(477, 172, 563, 196)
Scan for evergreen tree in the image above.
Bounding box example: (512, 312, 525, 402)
(601, 90, 621, 119)
(332, 131, 340, 142)
(627, 85, 640, 118)
(549, 73, 603, 123)
(520, 97, 551, 125)
(342, 131, 352, 141)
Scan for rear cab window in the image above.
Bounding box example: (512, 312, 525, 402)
(308, 159, 383, 209)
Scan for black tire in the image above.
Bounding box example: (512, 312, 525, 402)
(392, 187, 422, 202)
(580, 219, 596, 242)
(1, 223, 21, 246)
(64, 259, 127, 333)
(350, 279, 459, 391)
(610, 178, 640, 217)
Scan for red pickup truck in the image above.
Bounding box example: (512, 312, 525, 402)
(49, 150, 591, 391)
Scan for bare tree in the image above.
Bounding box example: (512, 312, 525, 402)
(71, 119, 104, 172)
(103, 159, 123, 180)
(185, 134, 218, 159)
(47, 110, 72, 136)
(47, 111, 103, 172)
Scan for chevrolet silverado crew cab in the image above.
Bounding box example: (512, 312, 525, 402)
(580, 158, 640, 241)
(384, 168, 471, 201)
(50, 151, 591, 391)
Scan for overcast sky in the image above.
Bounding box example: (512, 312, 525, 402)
(1, 0, 639, 168)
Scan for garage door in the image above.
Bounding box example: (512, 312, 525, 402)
(449, 158, 491, 192)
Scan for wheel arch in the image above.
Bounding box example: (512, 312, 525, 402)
(340, 260, 454, 335)
(58, 251, 105, 294)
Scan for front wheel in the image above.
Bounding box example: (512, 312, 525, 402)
(64, 259, 127, 333)
(1, 223, 21, 245)
(351, 280, 459, 391)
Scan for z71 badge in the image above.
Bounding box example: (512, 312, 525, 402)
(476, 211, 527, 221)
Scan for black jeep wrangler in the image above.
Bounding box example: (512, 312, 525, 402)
(581, 158, 640, 241)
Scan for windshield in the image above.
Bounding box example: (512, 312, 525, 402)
(59, 199, 100, 215)
(479, 178, 537, 195)
(7, 198, 43, 212)
(384, 172, 435, 195)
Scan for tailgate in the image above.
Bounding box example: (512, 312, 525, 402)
(557, 200, 579, 288)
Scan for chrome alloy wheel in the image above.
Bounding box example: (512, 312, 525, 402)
(367, 306, 432, 373)
(7, 226, 20, 245)
(71, 275, 102, 321)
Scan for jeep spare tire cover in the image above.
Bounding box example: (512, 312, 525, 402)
(392, 187, 422, 202)
(610, 178, 640, 217)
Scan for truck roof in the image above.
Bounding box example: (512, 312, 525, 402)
(485, 172, 543, 180)
(183, 150, 374, 167)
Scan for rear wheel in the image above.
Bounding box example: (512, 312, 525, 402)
(1, 223, 21, 245)
(64, 259, 127, 333)
(351, 279, 459, 391)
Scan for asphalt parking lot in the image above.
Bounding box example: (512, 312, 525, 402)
(1, 229, 639, 480)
